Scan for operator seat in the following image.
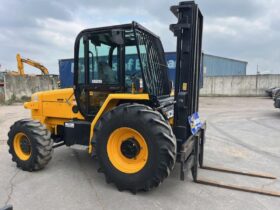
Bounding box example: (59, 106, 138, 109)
(98, 61, 117, 84)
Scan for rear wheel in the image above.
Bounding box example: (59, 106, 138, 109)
(7, 119, 53, 171)
(93, 103, 176, 192)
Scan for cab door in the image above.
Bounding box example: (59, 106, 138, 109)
(74, 33, 122, 119)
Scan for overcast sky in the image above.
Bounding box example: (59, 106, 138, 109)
(0, 0, 279, 75)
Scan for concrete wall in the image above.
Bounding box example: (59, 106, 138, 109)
(2, 73, 279, 102)
(200, 74, 280, 96)
(4, 74, 59, 102)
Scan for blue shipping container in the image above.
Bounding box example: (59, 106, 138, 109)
(59, 53, 179, 88)
(59, 59, 74, 88)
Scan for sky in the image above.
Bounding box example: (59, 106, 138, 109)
(0, 0, 279, 75)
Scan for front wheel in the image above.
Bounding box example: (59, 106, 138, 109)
(7, 119, 53, 171)
(93, 104, 177, 193)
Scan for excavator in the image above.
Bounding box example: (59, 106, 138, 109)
(9, 53, 49, 76)
(6, 1, 280, 196)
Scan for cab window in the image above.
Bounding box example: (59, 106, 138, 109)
(88, 41, 119, 85)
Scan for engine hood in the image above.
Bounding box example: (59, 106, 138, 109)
(31, 88, 74, 102)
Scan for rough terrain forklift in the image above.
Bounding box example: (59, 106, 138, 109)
(8, 1, 202, 192)
(7, 1, 280, 196)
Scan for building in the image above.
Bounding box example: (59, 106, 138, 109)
(202, 53, 247, 76)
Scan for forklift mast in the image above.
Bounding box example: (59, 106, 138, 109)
(170, 1, 203, 145)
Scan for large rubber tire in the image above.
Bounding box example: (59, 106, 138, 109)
(93, 103, 177, 193)
(7, 119, 53, 171)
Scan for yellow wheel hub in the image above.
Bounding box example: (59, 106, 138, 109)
(13, 132, 32, 161)
(107, 127, 148, 174)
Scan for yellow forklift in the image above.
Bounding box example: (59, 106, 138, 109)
(7, 1, 280, 196)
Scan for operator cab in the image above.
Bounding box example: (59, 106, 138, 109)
(74, 22, 171, 119)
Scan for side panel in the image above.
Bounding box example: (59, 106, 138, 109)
(24, 88, 84, 133)
(42, 102, 81, 119)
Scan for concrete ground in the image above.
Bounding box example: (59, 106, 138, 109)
(0, 97, 280, 210)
